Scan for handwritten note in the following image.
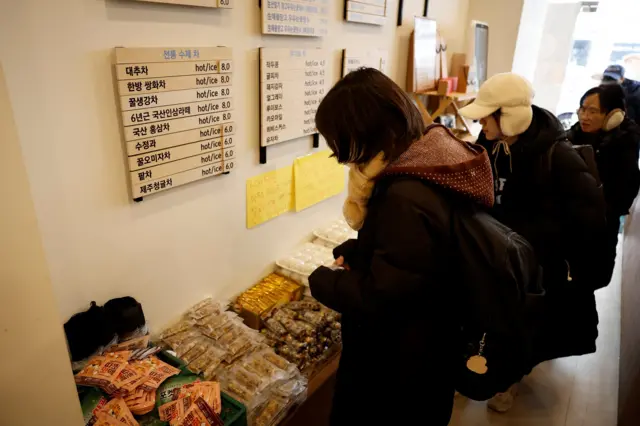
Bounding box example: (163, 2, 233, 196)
(246, 166, 294, 228)
(293, 151, 345, 212)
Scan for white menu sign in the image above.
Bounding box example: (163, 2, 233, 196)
(345, 0, 387, 26)
(115, 47, 236, 199)
(342, 49, 389, 77)
(260, 48, 328, 147)
(133, 0, 232, 7)
(262, 0, 329, 37)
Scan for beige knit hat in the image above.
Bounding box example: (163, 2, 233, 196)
(459, 73, 535, 137)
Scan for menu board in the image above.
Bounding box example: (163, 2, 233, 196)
(342, 49, 389, 77)
(133, 0, 232, 7)
(259, 48, 329, 150)
(344, 0, 387, 26)
(115, 47, 236, 199)
(262, 0, 329, 37)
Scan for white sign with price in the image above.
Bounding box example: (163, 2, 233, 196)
(115, 46, 236, 199)
(259, 48, 329, 147)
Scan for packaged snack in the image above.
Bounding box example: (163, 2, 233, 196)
(174, 397, 223, 426)
(177, 381, 221, 414)
(159, 319, 194, 340)
(94, 414, 124, 426)
(202, 320, 240, 340)
(124, 388, 156, 415)
(188, 346, 226, 375)
(112, 364, 143, 392)
(120, 358, 155, 393)
(141, 358, 180, 391)
(286, 300, 321, 311)
(157, 375, 202, 405)
(75, 355, 128, 393)
(224, 380, 257, 404)
(158, 396, 191, 423)
(180, 338, 211, 364)
(163, 329, 201, 351)
(196, 312, 233, 332)
(252, 398, 288, 426)
(262, 351, 291, 371)
(80, 387, 109, 426)
(264, 318, 287, 336)
(300, 310, 326, 327)
(106, 335, 150, 352)
(100, 398, 139, 426)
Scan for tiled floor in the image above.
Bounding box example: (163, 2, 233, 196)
(449, 244, 622, 426)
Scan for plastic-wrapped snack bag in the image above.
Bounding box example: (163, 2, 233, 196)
(174, 397, 224, 426)
(251, 398, 289, 426)
(286, 300, 321, 311)
(159, 319, 194, 341)
(140, 357, 180, 391)
(100, 398, 139, 426)
(187, 346, 226, 375)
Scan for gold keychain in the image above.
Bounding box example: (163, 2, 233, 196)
(466, 333, 488, 375)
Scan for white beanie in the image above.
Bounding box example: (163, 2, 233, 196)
(459, 73, 535, 137)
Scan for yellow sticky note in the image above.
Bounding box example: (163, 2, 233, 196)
(294, 151, 346, 212)
(246, 166, 294, 228)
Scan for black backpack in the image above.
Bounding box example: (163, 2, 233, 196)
(451, 204, 545, 401)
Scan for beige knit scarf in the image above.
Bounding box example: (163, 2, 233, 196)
(343, 152, 388, 231)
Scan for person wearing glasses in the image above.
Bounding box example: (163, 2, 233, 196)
(566, 84, 640, 256)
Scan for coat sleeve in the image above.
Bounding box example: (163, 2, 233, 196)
(604, 133, 640, 215)
(551, 143, 611, 288)
(308, 191, 442, 318)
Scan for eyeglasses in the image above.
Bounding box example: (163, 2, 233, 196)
(577, 107, 603, 117)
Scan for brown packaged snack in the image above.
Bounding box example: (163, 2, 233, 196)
(94, 413, 124, 426)
(124, 388, 156, 415)
(187, 347, 225, 375)
(264, 318, 287, 336)
(176, 381, 222, 414)
(75, 355, 128, 393)
(158, 397, 191, 423)
(141, 358, 181, 391)
(100, 398, 139, 426)
(175, 397, 223, 426)
(112, 364, 142, 392)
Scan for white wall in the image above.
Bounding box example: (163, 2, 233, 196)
(0, 0, 470, 330)
(467, 0, 525, 77)
(531, 2, 581, 112)
(512, 0, 549, 82)
(0, 65, 84, 425)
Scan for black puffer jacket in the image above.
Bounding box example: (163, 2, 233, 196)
(309, 126, 495, 426)
(566, 119, 640, 217)
(477, 105, 610, 364)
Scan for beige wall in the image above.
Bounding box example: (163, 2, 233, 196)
(0, 0, 471, 332)
(0, 65, 83, 425)
(467, 0, 525, 77)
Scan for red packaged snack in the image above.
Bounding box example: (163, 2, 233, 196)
(140, 357, 180, 391)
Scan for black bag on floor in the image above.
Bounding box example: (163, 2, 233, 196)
(451, 205, 545, 401)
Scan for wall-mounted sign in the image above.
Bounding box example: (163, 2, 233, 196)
(133, 0, 232, 7)
(115, 47, 236, 200)
(259, 48, 329, 163)
(344, 0, 387, 26)
(262, 0, 329, 37)
(407, 17, 438, 93)
(342, 49, 389, 77)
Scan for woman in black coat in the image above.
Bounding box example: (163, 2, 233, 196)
(460, 73, 610, 412)
(308, 68, 496, 425)
(566, 84, 640, 255)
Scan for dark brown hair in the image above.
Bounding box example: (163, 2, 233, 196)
(315, 68, 425, 164)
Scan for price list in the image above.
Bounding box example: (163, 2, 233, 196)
(262, 0, 329, 37)
(342, 49, 389, 77)
(133, 0, 232, 7)
(344, 0, 387, 26)
(115, 47, 236, 199)
(259, 48, 328, 152)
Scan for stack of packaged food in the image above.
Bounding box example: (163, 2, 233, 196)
(233, 273, 303, 329)
(312, 219, 357, 249)
(75, 349, 181, 419)
(260, 300, 342, 374)
(157, 381, 222, 424)
(158, 298, 308, 425)
(275, 243, 335, 286)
